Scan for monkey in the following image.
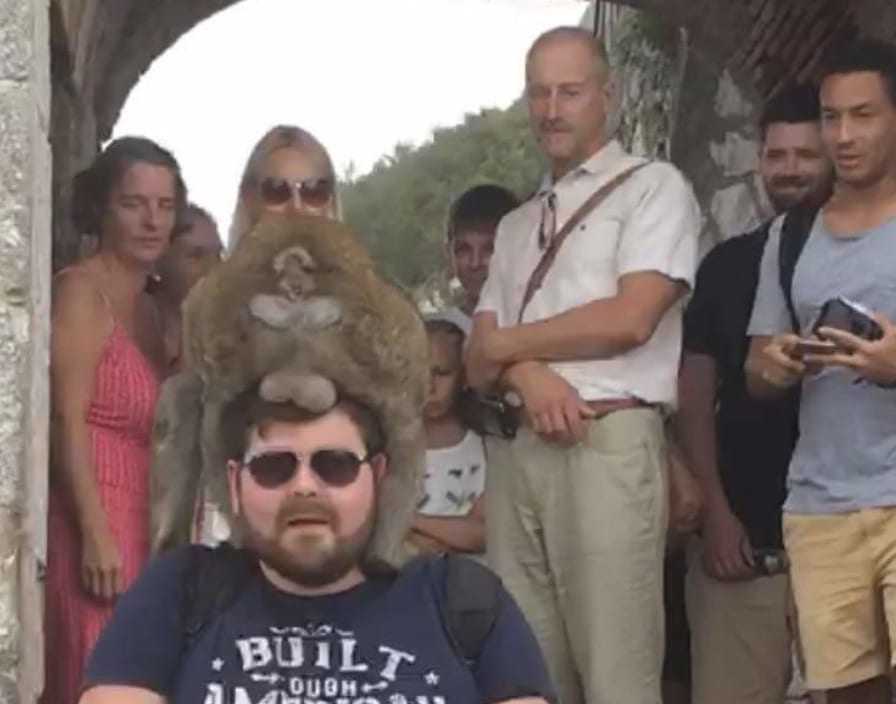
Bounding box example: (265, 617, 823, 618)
(149, 213, 429, 567)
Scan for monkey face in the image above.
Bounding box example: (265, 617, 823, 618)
(274, 245, 317, 299)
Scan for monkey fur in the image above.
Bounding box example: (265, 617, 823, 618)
(149, 213, 429, 566)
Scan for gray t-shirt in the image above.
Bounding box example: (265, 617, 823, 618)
(749, 214, 896, 514)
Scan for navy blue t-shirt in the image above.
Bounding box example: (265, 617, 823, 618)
(84, 547, 555, 703)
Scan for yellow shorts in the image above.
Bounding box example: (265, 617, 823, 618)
(784, 508, 896, 690)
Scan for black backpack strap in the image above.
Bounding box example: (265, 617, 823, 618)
(441, 554, 502, 665)
(777, 203, 820, 333)
(181, 543, 255, 647)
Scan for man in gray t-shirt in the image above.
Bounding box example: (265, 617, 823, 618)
(745, 41, 896, 704)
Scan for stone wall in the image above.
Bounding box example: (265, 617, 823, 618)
(0, 0, 51, 702)
(669, 50, 771, 254)
(46, 0, 892, 267)
(586, 4, 770, 255)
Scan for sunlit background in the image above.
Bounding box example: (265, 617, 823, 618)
(114, 0, 587, 235)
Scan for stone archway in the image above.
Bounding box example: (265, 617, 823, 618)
(46, 0, 896, 267)
(3, 0, 896, 701)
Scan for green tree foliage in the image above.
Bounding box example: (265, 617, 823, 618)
(340, 100, 543, 302)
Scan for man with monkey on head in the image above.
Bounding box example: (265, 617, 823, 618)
(79, 212, 556, 704)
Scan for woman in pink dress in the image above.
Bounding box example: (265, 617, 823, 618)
(44, 137, 187, 704)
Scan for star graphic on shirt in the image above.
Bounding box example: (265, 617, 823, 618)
(424, 671, 440, 686)
(211, 658, 224, 671)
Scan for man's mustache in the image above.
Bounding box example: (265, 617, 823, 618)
(769, 175, 812, 189)
(276, 496, 338, 531)
(539, 119, 573, 133)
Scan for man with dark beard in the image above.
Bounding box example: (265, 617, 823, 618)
(676, 83, 832, 704)
(78, 391, 555, 704)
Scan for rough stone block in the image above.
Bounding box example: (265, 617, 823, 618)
(710, 178, 766, 236)
(0, 0, 32, 82)
(709, 130, 760, 179)
(0, 506, 20, 698)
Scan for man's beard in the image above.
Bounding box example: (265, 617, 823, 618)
(239, 495, 376, 589)
(766, 173, 831, 212)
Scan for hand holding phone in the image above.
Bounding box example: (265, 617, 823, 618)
(808, 298, 896, 387)
(790, 339, 840, 359)
(812, 297, 884, 342)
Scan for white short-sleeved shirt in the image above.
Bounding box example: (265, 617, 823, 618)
(418, 431, 486, 517)
(476, 140, 701, 407)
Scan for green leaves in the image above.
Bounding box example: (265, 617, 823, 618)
(340, 100, 543, 303)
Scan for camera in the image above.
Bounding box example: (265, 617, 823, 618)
(752, 549, 789, 577)
(812, 297, 883, 342)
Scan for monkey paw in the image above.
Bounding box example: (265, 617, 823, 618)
(299, 296, 342, 327)
(259, 369, 337, 413)
(250, 294, 342, 330)
(249, 294, 303, 328)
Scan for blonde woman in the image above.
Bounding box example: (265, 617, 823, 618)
(195, 125, 342, 545)
(228, 124, 341, 250)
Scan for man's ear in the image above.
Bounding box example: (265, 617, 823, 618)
(370, 453, 388, 485)
(227, 460, 242, 517)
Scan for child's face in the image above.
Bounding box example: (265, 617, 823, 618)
(449, 227, 495, 300)
(425, 332, 463, 421)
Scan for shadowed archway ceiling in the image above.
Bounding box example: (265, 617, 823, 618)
(50, 0, 896, 143)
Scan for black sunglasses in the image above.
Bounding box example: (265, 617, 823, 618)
(242, 448, 370, 489)
(258, 177, 334, 208)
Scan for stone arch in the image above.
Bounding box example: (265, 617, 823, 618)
(80, 0, 896, 145)
(48, 0, 896, 265)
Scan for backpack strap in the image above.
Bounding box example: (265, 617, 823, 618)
(777, 202, 820, 333)
(181, 543, 255, 647)
(441, 554, 503, 665)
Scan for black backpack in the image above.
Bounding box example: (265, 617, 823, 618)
(180, 544, 502, 666)
(776, 202, 823, 333)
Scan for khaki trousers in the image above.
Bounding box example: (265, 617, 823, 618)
(685, 541, 794, 704)
(485, 408, 667, 704)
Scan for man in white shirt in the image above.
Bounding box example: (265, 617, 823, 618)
(466, 26, 700, 704)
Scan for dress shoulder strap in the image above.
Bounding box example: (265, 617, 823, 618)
(54, 266, 113, 313)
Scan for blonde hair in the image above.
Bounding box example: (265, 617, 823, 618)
(228, 124, 342, 250)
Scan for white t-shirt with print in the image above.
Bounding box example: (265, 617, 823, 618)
(418, 431, 486, 517)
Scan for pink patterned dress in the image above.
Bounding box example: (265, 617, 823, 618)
(43, 321, 160, 704)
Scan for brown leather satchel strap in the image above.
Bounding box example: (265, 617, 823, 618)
(517, 162, 650, 323)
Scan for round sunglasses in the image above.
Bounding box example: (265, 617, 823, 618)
(258, 177, 334, 209)
(242, 447, 370, 489)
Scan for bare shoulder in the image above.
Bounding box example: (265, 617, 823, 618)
(51, 264, 113, 354)
(53, 264, 108, 321)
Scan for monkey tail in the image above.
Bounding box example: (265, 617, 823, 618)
(368, 407, 426, 567)
(149, 372, 205, 555)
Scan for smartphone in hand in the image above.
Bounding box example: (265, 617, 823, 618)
(812, 297, 884, 342)
(790, 339, 839, 359)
